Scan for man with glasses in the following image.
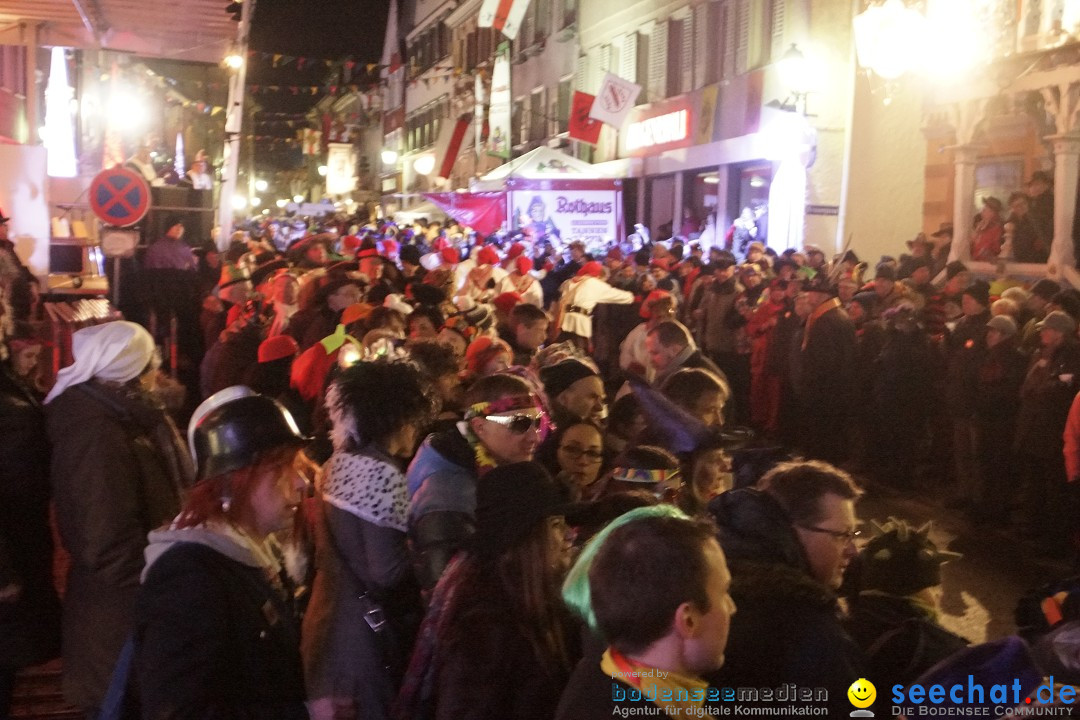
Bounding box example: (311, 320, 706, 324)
(707, 460, 866, 717)
(407, 373, 549, 591)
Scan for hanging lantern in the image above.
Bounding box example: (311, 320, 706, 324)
(853, 0, 927, 80)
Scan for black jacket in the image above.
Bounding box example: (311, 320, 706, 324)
(1015, 340, 1080, 458)
(135, 541, 307, 720)
(707, 489, 865, 718)
(0, 365, 60, 669)
(795, 302, 856, 416)
(556, 656, 664, 720)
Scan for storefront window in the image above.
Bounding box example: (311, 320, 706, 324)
(680, 170, 719, 239)
(727, 164, 770, 255)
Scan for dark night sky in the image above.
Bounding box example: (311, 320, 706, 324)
(247, 0, 389, 122)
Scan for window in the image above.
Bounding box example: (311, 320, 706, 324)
(666, 18, 683, 98)
(557, 77, 572, 134)
(561, 0, 577, 29)
(703, 2, 723, 85)
(530, 87, 547, 142)
(513, 97, 525, 146)
(648, 20, 668, 101)
(534, 0, 552, 44)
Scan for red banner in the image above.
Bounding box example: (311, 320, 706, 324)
(423, 192, 507, 236)
(569, 92, 603, 146)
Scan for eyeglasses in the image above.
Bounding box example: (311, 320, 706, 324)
(483, 412, 546, 435)
(560, 446, 604, 463)
(798, 525, 861, 544)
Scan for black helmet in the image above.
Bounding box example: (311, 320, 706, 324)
(192, 394, 309, 480)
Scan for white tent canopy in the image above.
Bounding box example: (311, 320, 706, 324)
(471, 146, 607, 191)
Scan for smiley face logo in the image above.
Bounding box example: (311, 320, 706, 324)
(847, 678, 876, 709)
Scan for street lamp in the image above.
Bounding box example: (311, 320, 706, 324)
(224, 53, 244, 70)
(293, 194, 305, 203)
(381, 148, 399, 166)
(853, 0, 926, 81)
(413, 154, 435, 176)
(318, 165, 328, 177)
(254, 179, 268, 192)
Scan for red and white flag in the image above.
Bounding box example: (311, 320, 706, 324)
(590, 72, 642, 128)
(569, 92, 603, 146)
(478, 0, 533, 41)
(435, 114, 472, 180)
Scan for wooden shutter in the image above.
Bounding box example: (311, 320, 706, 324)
(648, 19, 668, 101)
(721, 1, 736, 79)
(735, 0, 750, 75)
(694, 3, 709, 88)
(681, 11, 694, 93)
(620, 32, 639, 83)
(575, 52, 587, 92)
(771, 0, 786, 61)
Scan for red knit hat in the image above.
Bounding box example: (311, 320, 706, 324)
(379, 238, 399, 257)
(514, 255, 533, 275)
(506, 243, 525, 260)
(440, 247, 460, 265)
(465, 336, 511, 376)
(639, 290, 673, 320)
(476, 246, 500, 266)
(577, 261, 603, 278)
(341, 235, 362, 252)
(258, 335, 299, 363)
(492, 291, 522, 316)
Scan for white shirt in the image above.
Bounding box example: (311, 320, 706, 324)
(557, 276, 634, 338)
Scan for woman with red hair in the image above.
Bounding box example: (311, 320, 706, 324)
(134, 390, 311, 719)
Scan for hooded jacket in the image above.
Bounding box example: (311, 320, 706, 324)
(406, 429, 480, 591)
(706, 488, 864, 718)
(134, 526, 307, 720)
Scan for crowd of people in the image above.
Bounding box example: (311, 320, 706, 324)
(3, 200, 1080, 719)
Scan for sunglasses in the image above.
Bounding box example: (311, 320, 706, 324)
(483, 412, 547, 435)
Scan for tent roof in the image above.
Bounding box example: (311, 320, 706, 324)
(0, 0, 235, 62)
(476, 146, 602, 187)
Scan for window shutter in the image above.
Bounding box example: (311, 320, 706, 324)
(575, 53, 588, 92)
(620, 32, 638, 83)
(681, 12, 694, 93)
(771, 0, 786, 61)
(694, 4, 708, 88)
(637, 32, 650, 99)
(722, 1, 736, 79)
(536, 0, 551, 41)
(554, 0, 563, 32)
(736, 0, 750, 75)
(648, 19, 668, 101)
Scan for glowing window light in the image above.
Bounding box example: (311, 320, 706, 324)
(44, 47, 77, 177)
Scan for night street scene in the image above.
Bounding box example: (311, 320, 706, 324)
(3, 0, 1080, 718)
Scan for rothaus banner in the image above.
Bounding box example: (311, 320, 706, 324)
(507, 178, 623, 245)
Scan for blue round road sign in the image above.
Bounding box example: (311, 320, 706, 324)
(90, 167, 151, 227)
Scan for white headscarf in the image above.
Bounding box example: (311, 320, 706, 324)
(44, 320, 155, 404)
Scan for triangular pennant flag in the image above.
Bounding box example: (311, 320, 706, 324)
(345, 61, 356, 70)
(310, 87, 318, 95)
(297, 58, 306, 70)
(366, 63, 377, 73)
(290, 86, 299, 94)
(281, 56, 294, 66)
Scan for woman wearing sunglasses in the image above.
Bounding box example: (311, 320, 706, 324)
(407, 373, 550, 592)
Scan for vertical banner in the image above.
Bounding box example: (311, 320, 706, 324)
(569, 92, 603, 145)
(474, 73, 487, 160)
(696, 84, 719, 145)
(487, 46, 511, 159)
(326, 143, 357, 195)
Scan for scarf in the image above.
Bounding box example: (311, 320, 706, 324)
(45, 321, 155, 404)
(322, 450, 408, 532)
(600, 648, 716, 719)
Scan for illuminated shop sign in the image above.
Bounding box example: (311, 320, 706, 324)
(626, 110, 689, 151)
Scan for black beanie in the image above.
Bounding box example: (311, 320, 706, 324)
(963, 280, 991, 309)
(540, 359, 598, 398)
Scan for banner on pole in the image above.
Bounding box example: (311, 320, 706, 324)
(487, 50, 511, 159)
(589, 72, 642, 128)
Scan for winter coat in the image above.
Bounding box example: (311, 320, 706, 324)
(435, 570, 576, 720)
(973, 340, 1027, 424)
(556, 656, 662, 720)
(844, 591, 968, 687)
(0, 364, 60, 669)
(406, 430, 479, 591)
(302, 450, 422, 717)
(47, 381, 191, 711)
(135, 529, 307, 720)
(795, 300, 857, 417)
(1015, 340, 1080, 459)
(699, 277, 741, 356)
(707, 488, 865, 718)
(944, 311, 990, 418)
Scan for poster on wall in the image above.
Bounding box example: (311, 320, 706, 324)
(508, 180, 622, 245)
(487, 47, 511, 159)
(325, 143, 357, 195)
